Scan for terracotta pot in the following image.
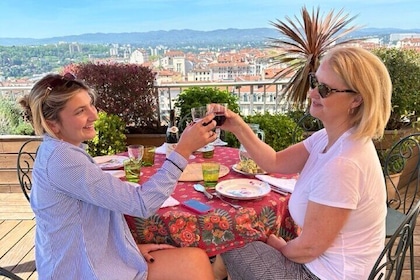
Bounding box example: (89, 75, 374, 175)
(386, 172, 401, 201)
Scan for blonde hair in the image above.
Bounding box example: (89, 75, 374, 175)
(323, 47, 392, 139)
(19, 73, 96, 138)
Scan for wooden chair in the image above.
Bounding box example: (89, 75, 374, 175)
(291, 112, 323, 144)
(368, 199, 420, 280)
(0, 267, 24, 280)
(16, 138, 42, 202)
(382, 132, 420, 279)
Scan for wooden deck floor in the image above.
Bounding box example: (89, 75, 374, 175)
(0, 193, 36, 280)
(1, 192, 419, 280)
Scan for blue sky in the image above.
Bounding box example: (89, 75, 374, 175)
(1, 0, 419, 39)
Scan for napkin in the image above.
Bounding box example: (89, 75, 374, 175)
(126, 182, 179, 207)
(255, 175, 296, 193)
(155, 142, 195, 159)
(155, 143, 166, 154)
(161, 196, 180, 208)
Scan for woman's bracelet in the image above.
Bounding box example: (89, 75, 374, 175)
(165, 158, 184, 172)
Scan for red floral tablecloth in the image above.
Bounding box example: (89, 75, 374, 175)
(124, 146, 300, 257)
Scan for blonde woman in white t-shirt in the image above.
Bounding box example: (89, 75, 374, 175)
(214, 46, 392, 280)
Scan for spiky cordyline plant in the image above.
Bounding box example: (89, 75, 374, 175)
(268, 6, 361, 108)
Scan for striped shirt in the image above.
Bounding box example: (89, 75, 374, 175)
(31, 135, 186, 280)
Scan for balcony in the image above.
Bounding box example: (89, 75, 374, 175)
(1, 79, 297, 125)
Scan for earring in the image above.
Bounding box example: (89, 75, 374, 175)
(348, 108, 355, 115)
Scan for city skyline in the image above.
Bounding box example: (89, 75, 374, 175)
(1, 0, 419, 39)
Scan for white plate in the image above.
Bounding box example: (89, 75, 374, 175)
(215, 179, 271, 200)
(94, 155, 128, 170)
(232, 164, 267, 176)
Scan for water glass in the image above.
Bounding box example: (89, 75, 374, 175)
(124, 159, 141, 183)
(128, 144, 144, 161)
(202, 162, 220, 189)
(142, 145, 156, 166)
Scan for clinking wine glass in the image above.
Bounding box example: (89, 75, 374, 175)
(191, 106, 208, 124)
(212, 127, 228, 146)
(207, 103, 228, 145)
(207, 103, 227, 126)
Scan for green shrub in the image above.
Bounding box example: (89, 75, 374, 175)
(373, 48, 420, 129)
(174, 87, 241, 143)
(64, 62, 162, 134)
(0, 96, 34, 135)
(87, 111, 127, 157)
(174, 86, 241, 124)
(226, 112, 302, 151)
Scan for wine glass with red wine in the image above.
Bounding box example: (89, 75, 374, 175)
(207, 103, 227, 126)
(207, 103, 228, 146)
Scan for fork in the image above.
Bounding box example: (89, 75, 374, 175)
(213, 193, 242, 209)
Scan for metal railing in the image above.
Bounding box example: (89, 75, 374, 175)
(1, 79, 296, 124)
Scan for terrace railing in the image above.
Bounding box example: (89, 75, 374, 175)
(1, 79, 297, 125)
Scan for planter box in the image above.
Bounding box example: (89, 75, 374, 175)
(0, 135, 42, 193)
(125, 134, 166, 147)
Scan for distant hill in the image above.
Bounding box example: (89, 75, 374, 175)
(1, 27, 419, 47)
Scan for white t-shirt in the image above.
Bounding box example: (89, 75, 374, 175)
(289, 129, 386, 280)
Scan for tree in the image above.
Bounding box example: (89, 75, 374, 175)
(268, 6, 361, 108)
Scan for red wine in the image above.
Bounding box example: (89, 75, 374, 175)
(213, 113, 226, 126)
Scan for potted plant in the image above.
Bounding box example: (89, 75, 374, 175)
(372, 48, 420, 131)
(268, 6, 361, 108)
(87, 111, 127, 157)
(376, 144, 402, 201)
(375, 132, 420, 202)
(0, 95, 34, 135)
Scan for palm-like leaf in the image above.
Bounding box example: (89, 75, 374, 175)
(268, 6, 361, 108)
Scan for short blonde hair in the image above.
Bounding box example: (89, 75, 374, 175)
(19, 73, 96, 138)
(323, 47, 392, 139)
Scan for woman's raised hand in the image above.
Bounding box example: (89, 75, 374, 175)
(174, 113, 218, 159)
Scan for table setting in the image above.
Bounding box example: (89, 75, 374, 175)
(108, 144, 300, 257)
(95, 104, 300, 256)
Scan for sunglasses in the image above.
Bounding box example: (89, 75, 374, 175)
(43, 72, 79, 100)
(308, 72, 356, 98)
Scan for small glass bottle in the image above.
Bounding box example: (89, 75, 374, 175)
(166, 109, 179, 157)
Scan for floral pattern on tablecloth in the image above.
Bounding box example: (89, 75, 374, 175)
(200, 209, 235, 245)
(123, 147, 300, 257)
(128, 204, 297, 256)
